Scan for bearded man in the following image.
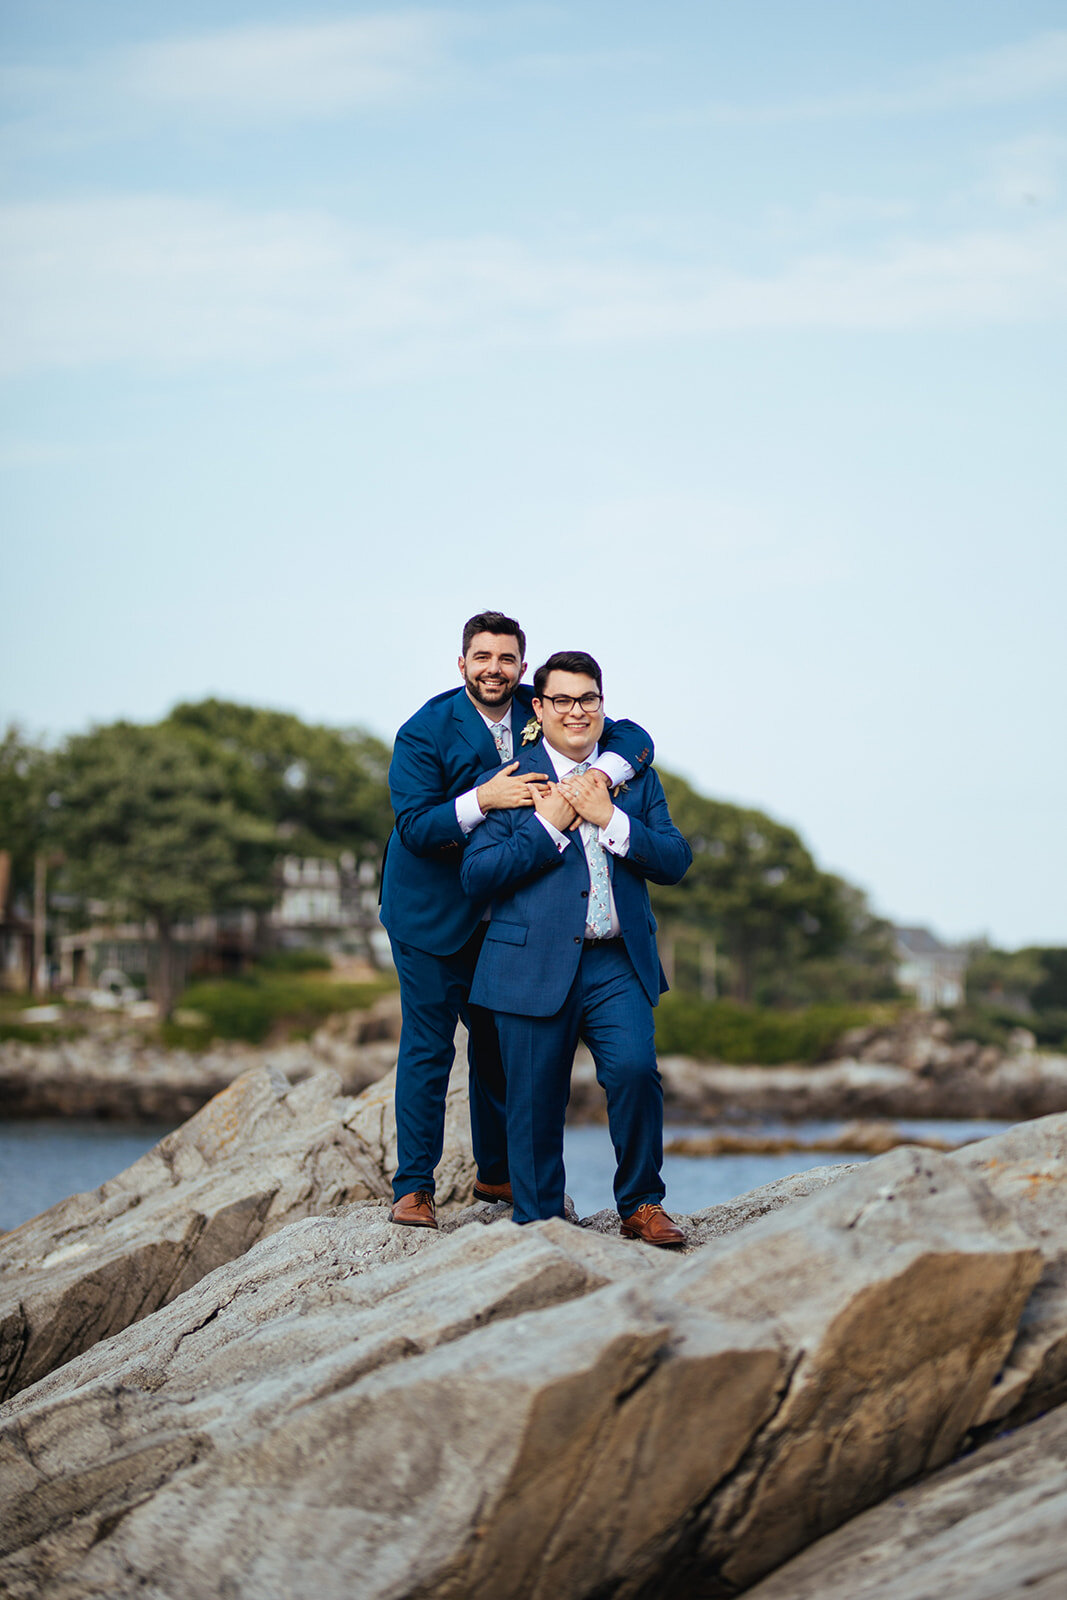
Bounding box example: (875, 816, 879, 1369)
(380, 613, 654, 1228)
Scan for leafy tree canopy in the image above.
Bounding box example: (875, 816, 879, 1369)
(165, 699, 392, 860)
(652, 770, 852, 1001)
(0, 727, 52, 903)
(48, 721, 278, 926)
(966, 942, 1067, 1014)
(46, 721, 278, 1014)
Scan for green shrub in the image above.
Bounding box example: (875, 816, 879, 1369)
(938, 1006, 1014, 1049)
(168, 971, 396, 1044)
(0, 993, 61, 1014)
(1031, 1009, 1067, 1051)
(159, 1018, 215, 1051)
(0, 1021, 85, 1043)
(936, 1004, 1067, 1055)
(654, 997, 883, 1065)
(254, 948, 334, 974)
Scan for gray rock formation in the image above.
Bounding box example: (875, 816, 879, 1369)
(0, 1060, 474, 1402)
(953, 1113, 1067, 1430)
(566, 1010, 1067, 1124)
(6, 1005, 1067, 1124)
(3, 1115, 1061, 1599)
(744, 1399, 1067, 1600)
(0, 1005, 401, 1119)
(650, 1044, 1067, 1122)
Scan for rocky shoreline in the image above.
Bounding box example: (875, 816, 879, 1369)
(1, 1059, 1065, 1598)
(3, 1006, 1067, 1126)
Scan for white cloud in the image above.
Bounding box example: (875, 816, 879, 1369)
(121, 12, 463, 116)
(690, 30, 1067, 124)
(0, 11, 466, 132)
(1, 195, 1065, 379)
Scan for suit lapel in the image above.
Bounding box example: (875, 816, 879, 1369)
(452, 688, 502, 768)
(516, 737, 548, 777)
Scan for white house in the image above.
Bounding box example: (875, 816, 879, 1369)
(894, 926, 968, 1010)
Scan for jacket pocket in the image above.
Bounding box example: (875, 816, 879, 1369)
(486, 920, 528, 946)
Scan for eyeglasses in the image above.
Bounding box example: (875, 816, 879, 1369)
(541, 693, 603, 714)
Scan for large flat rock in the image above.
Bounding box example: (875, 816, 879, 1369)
(744, 1398, 1067, 1600)
(0, 1125, 1052, 1599)
(0, 1059, 474, 1402)
(952, 1114, 1067, 1429)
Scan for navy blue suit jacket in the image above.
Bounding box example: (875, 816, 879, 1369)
(379, 688, 655, 957)
(460, 739, 691, 1015)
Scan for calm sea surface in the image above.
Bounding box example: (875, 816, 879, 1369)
(0, 1116, 1013, 1233)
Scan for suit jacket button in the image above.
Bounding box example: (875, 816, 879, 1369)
(574, 936, 581, 943)
(580, 890, 588, 898)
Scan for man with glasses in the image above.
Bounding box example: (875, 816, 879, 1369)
(461, 650, 692, 1246)
(381, 616, 654, 1229)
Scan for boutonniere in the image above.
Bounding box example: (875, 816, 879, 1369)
(612, 781, 630, 797)
(520, 716, 541, 747)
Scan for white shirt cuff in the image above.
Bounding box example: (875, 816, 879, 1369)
(534, 813, 571, 853)
(591, 752, 634, 786)
(455, 787, 486, 835)
(599, 807, 630, 856)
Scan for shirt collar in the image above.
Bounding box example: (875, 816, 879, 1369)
(543, 741, 600, 780)
(473, 702, 511, 733)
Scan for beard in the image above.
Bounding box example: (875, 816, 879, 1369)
(462, 668, 516, 709)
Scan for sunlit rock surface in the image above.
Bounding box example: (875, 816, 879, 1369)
(0, 1059, 474, 1402)
(952, 1114, 1067, 1429)
(3, 1115, 1064, 1599)
(744, 1399, 1067, 1600)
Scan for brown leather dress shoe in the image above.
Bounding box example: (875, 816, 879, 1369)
(391, 1190, 438, 1228)
(619, 1203, 685, 1248)
(472, 1176, 514, 1205)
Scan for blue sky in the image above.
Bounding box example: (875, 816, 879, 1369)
(2, 1, 1065, 949)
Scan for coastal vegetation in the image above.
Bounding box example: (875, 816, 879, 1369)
(162, 963, 395, 1049)
(653, 996, 888, 1066)
(3, 704, 1065, 1058)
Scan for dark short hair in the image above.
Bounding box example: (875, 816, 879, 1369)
(461, 611, 526, 660)
(533, 650, 603, 698)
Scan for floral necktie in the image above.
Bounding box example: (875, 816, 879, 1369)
(571, 761, 613, 939)
(491, 719, 511, 763)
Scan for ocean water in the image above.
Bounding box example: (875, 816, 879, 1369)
(0, 1116, 1012, 1233)
(563, 1118, 1012, 1218)
(0, 1120, 176, 1232)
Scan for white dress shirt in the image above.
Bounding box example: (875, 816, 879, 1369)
(454, 703, 634, 835)
(533, 741, 630, 937)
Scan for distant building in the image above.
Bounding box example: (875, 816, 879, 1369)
(894, 926, 968, 1010)
(55, 853, 390, 994)
(270, 853, 389, 964)
(58, 911, 258, 994)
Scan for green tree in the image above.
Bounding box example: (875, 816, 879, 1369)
(1029, 948, 1067, 1013)
(755, 879, 899, 1005)
(48, 722, 277, 1016)
(165, 699, 392, 855)
(165, 699, 393, 962)
(0, 726, 51, 911)
(651, 771, 849, 1002)
(964, 942, 1047, 1012)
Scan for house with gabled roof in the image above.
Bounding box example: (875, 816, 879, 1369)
(894, 925, 968, 1010)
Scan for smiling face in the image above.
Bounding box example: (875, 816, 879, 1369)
(533, 669, 605, 762)
(459, 631, 526, 713)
